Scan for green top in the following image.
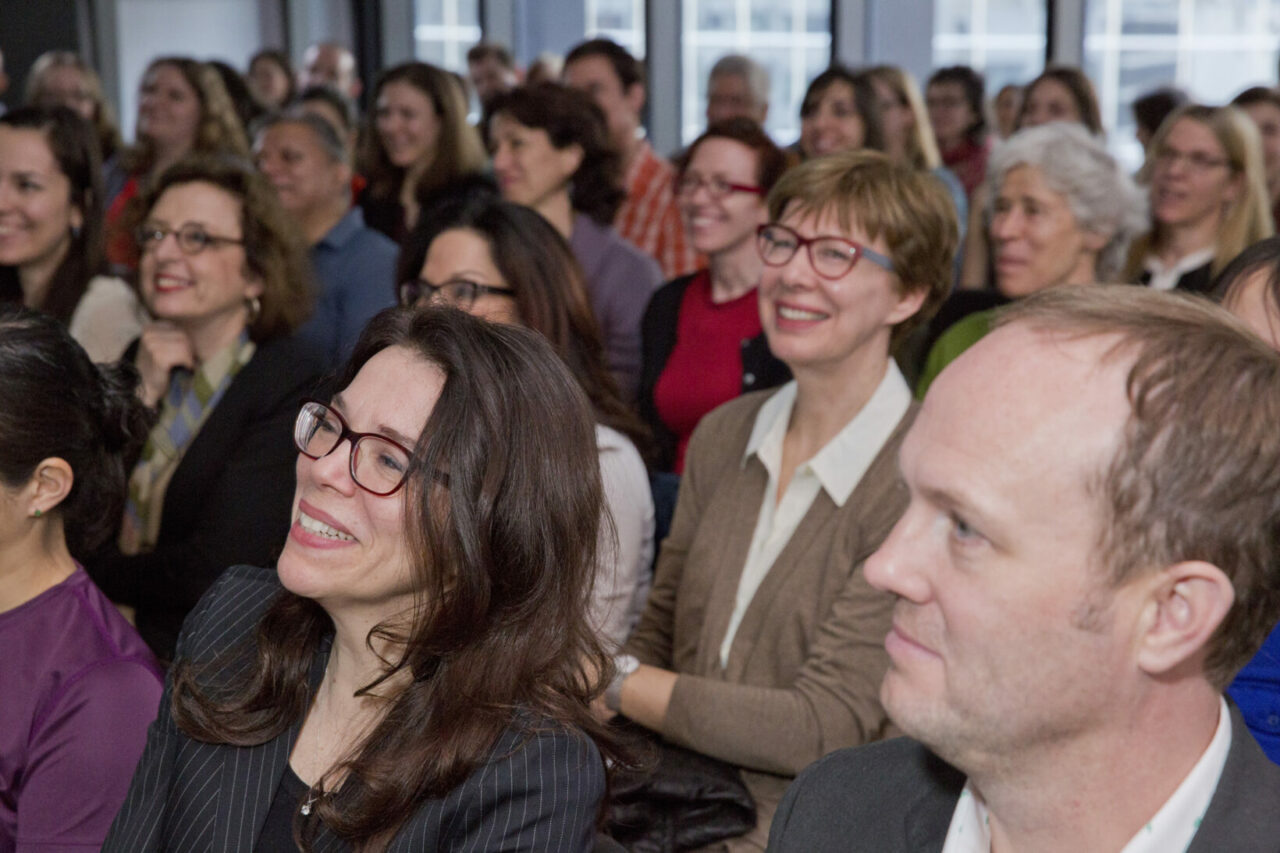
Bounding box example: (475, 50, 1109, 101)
(915, 309, 995, 399)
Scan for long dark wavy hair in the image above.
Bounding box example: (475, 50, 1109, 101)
(171, 306, 622, 848)
(0, 106, 105, 322)
(399, 193, 652, 458)
(486, 83, 626, 226)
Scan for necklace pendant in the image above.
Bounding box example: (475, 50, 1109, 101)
(301, 800, 313, 816)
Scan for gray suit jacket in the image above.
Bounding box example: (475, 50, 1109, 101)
(768, 705, 1280, 852)
(103, 566, 605, 852)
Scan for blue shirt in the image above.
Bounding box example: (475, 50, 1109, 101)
(1229, 624, 1280, 764)
(298, 207, 398, 367)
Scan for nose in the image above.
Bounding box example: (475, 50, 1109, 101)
(307, 436, 359, 495)
(990, 209, 1021, 242)
(150, 230, 185, 261)
(863, 504, 933, 604)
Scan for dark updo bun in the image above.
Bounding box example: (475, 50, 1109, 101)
(0, 305, 152, 556)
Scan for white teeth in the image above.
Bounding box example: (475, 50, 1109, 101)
(778, 305, 826, 321)
(298, 510, 355, 541)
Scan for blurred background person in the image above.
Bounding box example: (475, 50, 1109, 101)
(916, 123, 1147, 395)
(86, 155, 322, 662)
(295, 83, 359, 166)
(1017, 66, 1104, 134)
(1232, 86, 1280, 229)
(611, 150, 957, 848)
(1133, 85, 1189, 151)
(991, 82, 1023, 139)
(399, 195, 655, 646)
(255, 110, 396, 367)
(0, 106, 144, 361)
(23, 50, 125, 178)
(1124, 103, 1272, 293)
(298, 42, 362, 103)
(525, 52, 563, 86)
(466, 41, 519, 110)
(104, 57, 248, 269)
(796, 65, 883, 161)
(357, 61, 488, 242)
(640, 118, 788, 475)
(207, 60, 265, 148)
(104, 308, 617, 849)
(705, 54, 770, 127)
(488, 82, 661, 400)
(0, 307, 162, 851)
(246, 48, 296, 111)
(565, 38, 700, 280)
(925, 65, 988, 199)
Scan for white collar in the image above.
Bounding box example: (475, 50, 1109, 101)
(940, 698, 1232, 853)
(1144, 247, 1215, 278)
(741, 362, 911, 507)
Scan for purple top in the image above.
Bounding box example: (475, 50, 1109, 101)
(0, 567, 163, 851)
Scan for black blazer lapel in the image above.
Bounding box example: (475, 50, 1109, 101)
(1187, 701, 1280, 852)
(904, 749, 966, 852)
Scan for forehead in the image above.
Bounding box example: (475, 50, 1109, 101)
(1029, 78, 1074, 105)
(150, 180, 242, 226)
(687, 136, 757, 173)
(997, 163, 1060, 199)
(379, 80, 433, 109)
(1166, 117, 1224, 153)
(146, 64, 194, 91)
(260, 121, 324, 151)
(907, 323, 1130, 521)
(0, 127, 59, 172)
(565, 55, 622, 89)
(1243, 101, 1280, 125)
(423, 228, 497, 272)
(342, 345, 445, 435)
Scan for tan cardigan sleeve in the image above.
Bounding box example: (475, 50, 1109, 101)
(658, 555, 896, 777)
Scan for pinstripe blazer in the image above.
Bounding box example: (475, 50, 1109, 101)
(103, 566, 606, 852)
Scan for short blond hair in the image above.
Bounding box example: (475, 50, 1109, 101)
(766, 149, 957, 345)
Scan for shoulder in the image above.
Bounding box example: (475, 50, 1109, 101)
(692, 386, 780, 445)
(599, 226, 662, 280)
(648, 273, 698, 314)
(1193, 702, 1280, 850)
(177, 566, 283, 662)
(238, 335, 326, 392)
(772, 738, 963, 850)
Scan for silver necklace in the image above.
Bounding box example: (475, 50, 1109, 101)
(300, 660, 335, 817)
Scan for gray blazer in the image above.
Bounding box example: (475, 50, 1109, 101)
(768, 704, 1280, 852)
(103, 566, 605, 852)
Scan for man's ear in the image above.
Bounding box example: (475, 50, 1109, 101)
(1134, 561, 1234, 677)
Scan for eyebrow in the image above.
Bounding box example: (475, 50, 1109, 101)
(331, 392, 417, 447)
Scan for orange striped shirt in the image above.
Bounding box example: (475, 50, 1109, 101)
(614, 141, 702, 279)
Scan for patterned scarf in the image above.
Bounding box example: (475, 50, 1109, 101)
(120, 332, 256, 554)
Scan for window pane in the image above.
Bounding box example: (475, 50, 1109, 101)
(586, 0, 646, 58)
(413, 0, 481, 71)
(681, 0, 832, 146)
(1084, 0, 1280, 171)
(932, 0, 1046, 94)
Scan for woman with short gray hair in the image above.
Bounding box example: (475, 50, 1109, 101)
(917, 121, 1146, 394)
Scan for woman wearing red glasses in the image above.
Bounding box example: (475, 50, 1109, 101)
(609, 149, 957, 849)
(639, 118, 789, 474)
(85, 155, 322, 662)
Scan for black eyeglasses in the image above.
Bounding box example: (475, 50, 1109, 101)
(293, 400, 415, 496)
(398, 277, 516, 310)
(756, 223, 895, 280)
(1151, 145, 1233, 173)
(136, 223, 245, 255)
(675, 172, 764, 199)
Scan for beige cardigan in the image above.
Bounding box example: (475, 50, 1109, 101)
(625, 388, 913, 849)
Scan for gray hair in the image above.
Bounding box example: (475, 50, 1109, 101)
(988, 122, 1147, 281)
(709, 54, 770, 109)
(251, 108, 348, 165)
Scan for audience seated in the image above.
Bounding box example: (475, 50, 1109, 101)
(1214, 236, 1280, 766)
(705, 54, 770, 127)
(1133, 85, 1188, 151)
(564, 38, 700, 279)
(255, 110, 396, 366)
(1123, 103, 1273, 292)
(298, 42, 362, 103)
(398, 194, 655, 647)
(925, 65, 989, 199)
(466, 41, 519, 110)
(796, 65, 883, 161)
(85, 155, 323, 662)
(357, 61, 489, 242)
(246, 48, 296, 110)
(487, 82, 662, 401)
(770, 286, 1280, 851)
(104, 57, 249, 269)
(23, 50, 124, 170)
(104, 307, 620, 849)
(613, 150, 957, 849)
(1231, 86, 1280, 229)
(0, 106, 144, 361)
(990, 82, 1023, 139)
(640, 118, 790, 474)
(916, 122, 1146, 395)
(0, 307, 162, 851)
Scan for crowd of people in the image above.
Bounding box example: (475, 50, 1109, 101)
(2, 32, 1280, 852)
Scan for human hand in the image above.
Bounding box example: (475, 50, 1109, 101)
(135, 322, 195, 407)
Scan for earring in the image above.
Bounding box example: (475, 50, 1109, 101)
(31, 508, 42, 518)
(70, 224, 82, 240)
(246, 296, 262, 324)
